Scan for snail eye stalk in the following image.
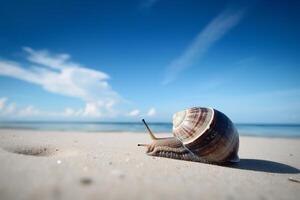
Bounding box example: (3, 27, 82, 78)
(142, 119, 158, 140)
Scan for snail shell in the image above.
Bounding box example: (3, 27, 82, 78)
(138, 107, 239, 164)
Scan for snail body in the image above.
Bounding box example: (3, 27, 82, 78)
(138, 107, 239, 164)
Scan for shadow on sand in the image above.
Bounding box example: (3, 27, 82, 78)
(229, 159, 300, 174)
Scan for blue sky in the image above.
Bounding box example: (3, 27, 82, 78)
(0, 0, 299, 123)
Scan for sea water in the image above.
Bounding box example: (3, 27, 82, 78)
(0, 121, 299, 138)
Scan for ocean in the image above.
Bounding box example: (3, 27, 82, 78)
(0, 121, 299, 138)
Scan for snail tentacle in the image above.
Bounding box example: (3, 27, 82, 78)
(142, 119, 158, 140)
(137, 144, 150, 147)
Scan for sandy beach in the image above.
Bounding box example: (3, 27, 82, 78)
(0, 129, 299, 200)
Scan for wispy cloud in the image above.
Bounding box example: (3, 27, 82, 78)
(162, 8, 245, 84)
(126, 108, 156, 118)
(0, 98, 17, 115)
(4, 103, 16, 115)
(0, 100, 159, 119)
(0, 97, 7, 111)
(0, 97, 114, 118)
(0, 97, 33, 117)
(0, 47, 121, 118)
(18, 105, 40, 117)
(147, 107, 156, 116)
(127, 109, 140, 117)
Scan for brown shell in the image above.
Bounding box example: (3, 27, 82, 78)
(172, 107, 239, 163)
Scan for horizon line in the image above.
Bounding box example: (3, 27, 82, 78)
(0, 120, 300, 126)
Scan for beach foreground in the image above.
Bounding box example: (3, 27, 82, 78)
(0, 129, 299, 200)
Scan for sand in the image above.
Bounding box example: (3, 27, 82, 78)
(0, 129, 299, 200)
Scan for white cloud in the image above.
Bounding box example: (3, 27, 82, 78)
(0, 47, 121, 118)
(147, 107, 156, 116)
(3, 103, 16, 115)
(162, 8, 245, 84)
(127, 109, 140, 117)
(0, 98, 17, 116)
(127, 108, 156, 117)
(82, 102, 102, 117)
(0, 97, 99, 119)
(0, 97, 7, 111)
(62, 107, 76, 117)
(18, 105, 40, 117)
(23, 47, 78, 70)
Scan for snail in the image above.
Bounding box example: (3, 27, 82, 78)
(138, 107, 239, 164)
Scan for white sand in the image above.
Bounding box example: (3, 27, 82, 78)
(0, 129, 299, 200)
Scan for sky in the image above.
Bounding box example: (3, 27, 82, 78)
(0, 0, 299, 123)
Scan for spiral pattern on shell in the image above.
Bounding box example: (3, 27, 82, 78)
(172, 107, 239, 163)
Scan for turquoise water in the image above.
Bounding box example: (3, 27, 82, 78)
(0, 121, 300, 138)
